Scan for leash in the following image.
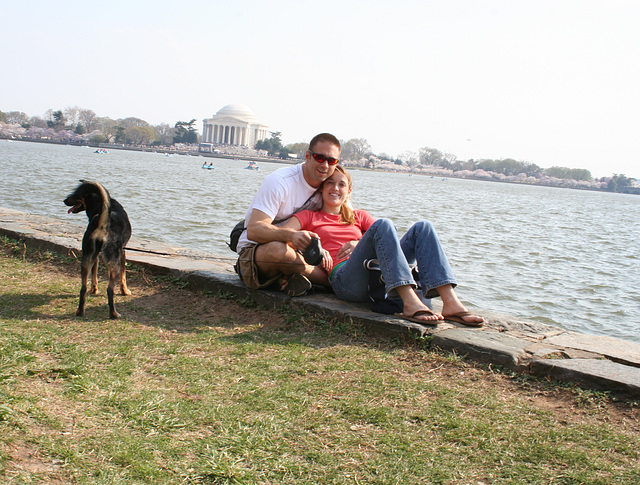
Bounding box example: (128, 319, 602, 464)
(124, 246, 327, 266)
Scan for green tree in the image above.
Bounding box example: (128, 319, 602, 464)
(173, 119, 198, 144)
(95, 117, 117, 143)
(256, 132, 283, 156)
(90, 133, 108, 144)
(477, 159, 543, 177)
(544, 166, 592, 181)
(114, 126, 126, 144)
(283, 142, 308, 159)
(126, 125, 154, 145)
(0, 111, 7, 123)
(47, 110, 66, 131)
(606, 174, 634, 193)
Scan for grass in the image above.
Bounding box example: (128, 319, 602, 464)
(0, 236, 639, 484)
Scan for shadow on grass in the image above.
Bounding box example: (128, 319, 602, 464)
(0, 292, 79, 321)
(0, 256, 395, 353)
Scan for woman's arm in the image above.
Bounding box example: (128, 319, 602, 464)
(334, 210, 375, 261)
(279, 214, 318, 252)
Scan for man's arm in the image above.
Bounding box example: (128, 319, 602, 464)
(246, 209, 316, 251)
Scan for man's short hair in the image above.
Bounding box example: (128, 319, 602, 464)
(309, 133, 341, 152)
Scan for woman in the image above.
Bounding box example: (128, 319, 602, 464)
(284, 165, 484, 326)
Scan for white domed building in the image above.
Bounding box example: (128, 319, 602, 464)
(201, 104, 269, 147)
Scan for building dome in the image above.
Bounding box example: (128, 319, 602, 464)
(201, 103, 269, 148)
(215, 104, 260, 123)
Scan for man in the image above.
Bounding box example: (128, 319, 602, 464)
(235, 133, 354, 296)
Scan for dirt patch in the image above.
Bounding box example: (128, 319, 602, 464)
(4, 445, 67, 484)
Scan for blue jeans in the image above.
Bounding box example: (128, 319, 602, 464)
(330, 219, 457, 302)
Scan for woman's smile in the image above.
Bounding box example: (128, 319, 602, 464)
(322, 171, 351, 211)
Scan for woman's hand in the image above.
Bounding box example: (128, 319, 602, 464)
(335, 240, 358, 261)
(321, 249, 333, 273)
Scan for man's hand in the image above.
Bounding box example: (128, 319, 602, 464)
(335, 240, 358, 261)
(289, 230, 318, 252)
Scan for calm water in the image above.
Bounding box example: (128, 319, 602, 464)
(2, 141, 639, 343)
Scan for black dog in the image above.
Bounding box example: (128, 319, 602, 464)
(64, 180, 132, 319)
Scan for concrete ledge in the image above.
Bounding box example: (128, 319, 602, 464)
(432, 328, 531, 369)
(2, 206, 640, 399)
(530, 359, 640, 398)
(546, 333, 640, 368)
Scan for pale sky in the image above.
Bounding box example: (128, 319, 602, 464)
(2, 0, 639, 178)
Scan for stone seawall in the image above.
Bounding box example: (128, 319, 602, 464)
(1, 206, 639, 398)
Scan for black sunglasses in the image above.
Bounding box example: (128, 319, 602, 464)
(309, 149, 339, 165)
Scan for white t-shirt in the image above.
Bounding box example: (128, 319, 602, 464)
(236, 163, 321, 251)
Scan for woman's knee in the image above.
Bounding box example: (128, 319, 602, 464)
(413, 220, 434, 231)
(372, 218, 397, 235)
(411, 220, 437, 237)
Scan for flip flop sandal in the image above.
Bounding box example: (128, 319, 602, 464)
(394, 309, 443, 326)
(443, 311, 485, 327)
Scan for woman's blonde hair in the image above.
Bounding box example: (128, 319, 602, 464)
(326, 165, 355, 225)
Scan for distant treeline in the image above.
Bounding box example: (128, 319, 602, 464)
(2, 107, 638, 194)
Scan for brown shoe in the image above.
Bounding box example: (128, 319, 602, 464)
(279, 274, 312, 297)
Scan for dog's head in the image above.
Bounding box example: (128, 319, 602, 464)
(64, 180, 108, 215)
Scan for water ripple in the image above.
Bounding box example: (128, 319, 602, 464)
(2, 141, 639, 342)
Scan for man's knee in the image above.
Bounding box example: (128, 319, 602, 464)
(256, 241, 293, 265)
(256, 241, 304, 274)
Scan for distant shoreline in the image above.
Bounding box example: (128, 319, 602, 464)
(2, 136, 293, 165)
(3, 137, 639, 195)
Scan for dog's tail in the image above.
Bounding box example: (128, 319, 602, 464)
(80, 179, 111, 240)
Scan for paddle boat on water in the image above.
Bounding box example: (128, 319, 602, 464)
(94, 148, 108, 154)
(245, 161, 259, 170)
(202, 162, 215, 170)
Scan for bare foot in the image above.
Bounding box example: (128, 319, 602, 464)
(398, 303, 443, 325)
(437, 284, 484, 326)
(442, 310, 485, 327)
